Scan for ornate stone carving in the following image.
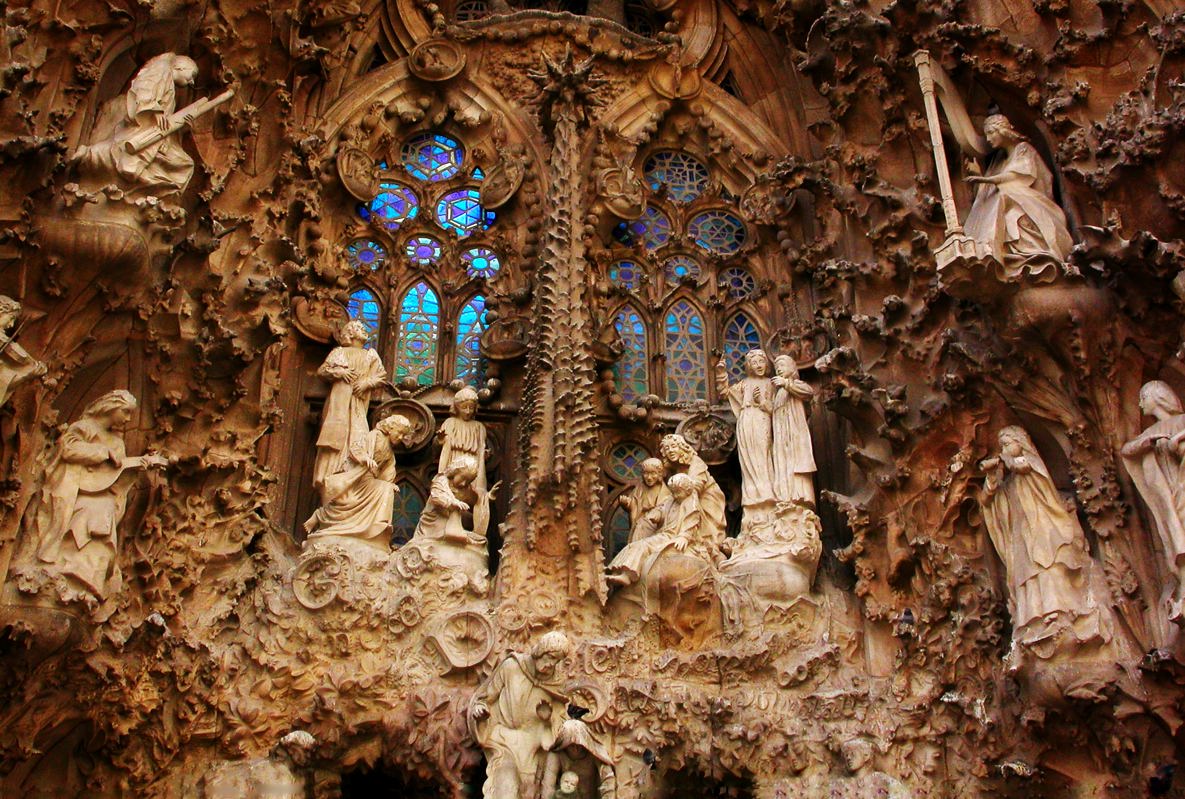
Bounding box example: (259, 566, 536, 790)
(409, 39, 467, 82)
(404, 455, 495, 594)
(335, 146, 377, 201)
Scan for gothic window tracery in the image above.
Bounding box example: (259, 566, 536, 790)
(613, 305, 649, 402)
(395, 282, 442, 386)
(664, 299, 708, 403)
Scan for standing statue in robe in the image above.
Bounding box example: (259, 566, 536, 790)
(715, 349, 775, 514)
(438, 386, 487, 492)
(303, 414, 415, 551)
(0, 295, 46, 408)
(470, 631, 571, 799)
(17, 390, 168, 616)
(962, 114, 1073, 278)
(979, 426, 1112, 662)
(312, 320, 387, 502)
(1121, 380, 1185, 623)
(72, 53, 202, 198)
(771, 354, 816, 507)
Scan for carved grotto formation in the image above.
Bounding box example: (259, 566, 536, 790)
(1, 0, 1185, 796)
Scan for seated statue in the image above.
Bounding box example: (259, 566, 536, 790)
(303, 414, 415, 551)
(607, 473, 701, 589)
(405, 455, 496, 594)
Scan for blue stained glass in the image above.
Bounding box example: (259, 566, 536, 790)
(472, 166, 485, 181)
(462, 247, 501, 279)
(405, 236, 443, 265)
(689, 210, 747, 255)
(435, 188, 495, 237)
(395, 282, 440, 385)
(606, 504, 631, 559)
(367, 181, 419, 230)
(613, 306, 648, 403)
(722, 312, 761, 383)
(455, 295, 488, 385)
(663, 255, 701, 283)
(612, 206, 672, 251)
(347, 239, 387, 271)
(347, 288, 382, 349)
(721, 266, 757, 300)
(664, 300, 707, 402)
(401, 132, 464, 182)
(391, 481, 425, 547)
(609, 441, 650, 481)
(610, 261, 641, 290)
(644, 151, 709, 203)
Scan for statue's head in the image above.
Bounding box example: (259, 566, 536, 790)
(640, 457, 665, 487)
(997, 425, 1031, 457)
(336, 320, 370, 347)
(83, 390, 138, 432)
(744, 349, 769, 377)
(170, 55, 199, 87)
(983, 114, 1021, 148)
(1139, 380, 1183, 420)
(559, 771, 579, 794)
(840, 737, 873, 773)
(659, 434, 696, 467)
(668, 472, 695, 499)
(451, 386, 479, 420)
(774, 354, 799, 379)
(446, 454, 479, 486)
(0, 295, 21, 332)
(377, 413, 414, 446)
(530, 630, 570, 677)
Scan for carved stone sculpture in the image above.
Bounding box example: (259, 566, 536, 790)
(979, 426, 1113, 666)
(438, 386, 488, 492)
(470, 631, 571, 799)
(405, 454, 495, 594)
(0, 295, 46, 407)
(658, 434, 726, 550)
(15, 390, 167, 617)
(313, 320, 387, 502)
(771, 354, 816, 507)
(610, 457, 669, 555)
(607, 473, 707, 590)
(716, 349, 776, 516)
(1121, 380, 1185, 623)
(302, 413, 415, 551)
(71, 53, 229, 198)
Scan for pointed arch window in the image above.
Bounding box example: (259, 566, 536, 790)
(395, 282, 441, 385)
(613, 306, 648, 403)
(347, 288, 382, 349)
(721, 312, 761, 383)
(391, 481, 425, 547)
(664, 300, 707, 402)
(455, 295, 489, 385)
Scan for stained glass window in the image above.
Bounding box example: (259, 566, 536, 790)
(401, 132, 464, 182)
(347, 288, 382, 349)
(472, 166, 485, 181)
(405, 236, 443, 265)
(435, 189, 494, 237)
(721, 312, 762, 383)
(644, 151, 710, 203)
(606, 504, 632, 558)
(664, 300, 707, 402)
(365, 181, 419, 231)
(455, 295, 488, 385)
(613, 306, 648, 402)
(612, 206, 672, 251)
(610, 261, 642, 291)
(689, 210, 747, 255)
(395, 282, 440, 385)
(608, 441, 650, 482)
(462, 247, 501, 279)
(391, 482, 425, 547)
(721, 267, 757, 300)
(663, 255, 701, 283)
(347, 239, 387, 271)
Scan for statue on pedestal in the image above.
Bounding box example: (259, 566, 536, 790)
(771, 354, 816, 508)
(715, 350, 775, 517)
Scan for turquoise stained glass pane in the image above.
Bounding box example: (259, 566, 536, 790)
(346, 288, 382, 349)
(722, 312, 761, 383)
(395, 282, 440, 385)
(689, 210, 746, 255)
(664, 300, 707, 402)
(401, 132, 464, 182)
(613, 306, 648, 402)
(455, 295, 488, 385)
(435, 188, 494, 237)
(612, 206, 672, 251)
(663, 255, 701, 283)
(608, 441, 650, 482)
(462, 247, 501, 279)
(365, 181, 419, 231)
(391, 481, 425, 547)
(644, 151, 709, 203)
(721, 266, 757, 300)
(405, 236, 443, 265)
(347, 239, 387, 271)
(472, 166, 485, 181)
(606, 504, 632, 558)
(610, 261, 641, 290)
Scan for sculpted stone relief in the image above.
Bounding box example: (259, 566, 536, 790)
(2, 0, 1185, 797)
